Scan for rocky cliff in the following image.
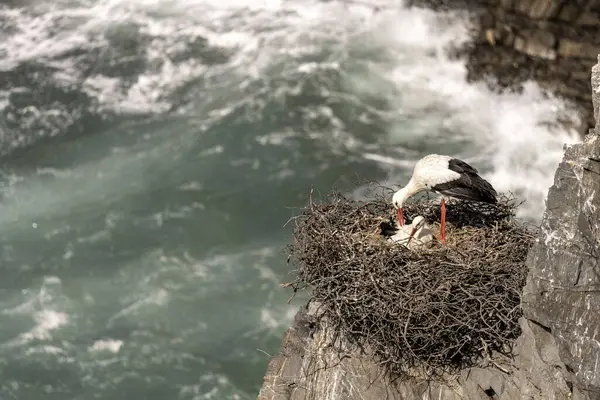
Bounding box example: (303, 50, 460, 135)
(258, 56, 600, 400)
(407, 0, 600, 133)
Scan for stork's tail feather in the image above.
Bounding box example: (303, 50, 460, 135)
(474, 175, 498, 204)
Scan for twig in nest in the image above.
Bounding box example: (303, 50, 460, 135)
(481, 338, 510, 374)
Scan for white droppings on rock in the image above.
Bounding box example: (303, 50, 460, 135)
(584, 190, 597, 215)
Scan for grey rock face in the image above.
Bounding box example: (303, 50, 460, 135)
(259, 58, 600, 400)
(259, 303, 470, 400)
(522, 53, 600, 397)
(259, 309, 575, 399)
(593, 55, 600, 124)
(513, 0, 562, 19)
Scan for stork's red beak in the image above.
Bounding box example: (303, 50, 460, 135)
(407, 225, 417, 244)
(397, 208, 404, 226)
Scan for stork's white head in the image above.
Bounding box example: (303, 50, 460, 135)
(411, 216, 426, 230)
(408, 215, 427, 244)
(392, 180, 423, 227)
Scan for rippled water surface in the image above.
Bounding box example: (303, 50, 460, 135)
(0, 0, 582, 398)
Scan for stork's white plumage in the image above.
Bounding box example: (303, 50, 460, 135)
(406, 216, 434, 248)
(389, 215, 434, 249)
(392, 154, 497, 244)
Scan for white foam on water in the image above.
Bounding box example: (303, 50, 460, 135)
(179, 372, 251, 400)
(107, 287, 169, 327)
(0, 0, 378, 115)
(4, 310, 70, 347)
(1, 0, 580, 221)
(25, 345, 66, 355)
(1, 276, 70, 348)
(260, 308, 280, 330)
(89, 339, 124, 353)
(0, 127, 198, 230)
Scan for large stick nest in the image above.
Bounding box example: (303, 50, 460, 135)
(285, 187, 537, 379)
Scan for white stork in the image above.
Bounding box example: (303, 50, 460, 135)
(406, 216, 435, 248)
(391, 154, 498, 244)
(386, 215, 434, 249)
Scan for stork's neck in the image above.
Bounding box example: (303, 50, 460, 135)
(393, 178, 423, 208)
(403, 178, 424, 199)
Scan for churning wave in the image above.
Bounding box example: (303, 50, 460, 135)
(1, 0, 580, 220)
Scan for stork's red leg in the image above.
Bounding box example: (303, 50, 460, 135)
(440, 198, 447, 244)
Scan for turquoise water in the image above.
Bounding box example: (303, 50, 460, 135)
(0, 0, 582, 398)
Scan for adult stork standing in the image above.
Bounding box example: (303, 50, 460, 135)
(392, 154, 498, 244)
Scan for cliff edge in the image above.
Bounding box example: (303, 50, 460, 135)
(258, 56, 600, 400)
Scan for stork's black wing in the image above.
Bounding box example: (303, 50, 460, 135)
(431, 158, 498, 204)
(447, 158, 480, 176)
